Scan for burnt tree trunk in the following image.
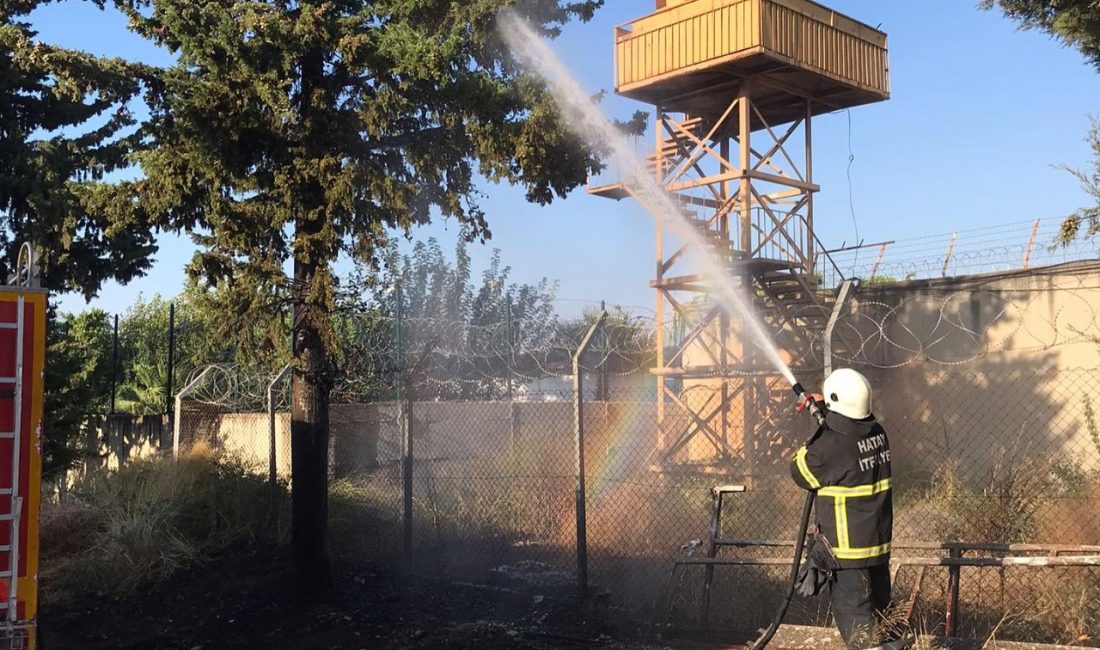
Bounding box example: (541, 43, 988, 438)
(290, 252, 335, 600)
(289, 38, 335, 602)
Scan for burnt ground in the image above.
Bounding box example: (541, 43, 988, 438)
(43, 548, 1050, 650)
(40, 548, 685, 650)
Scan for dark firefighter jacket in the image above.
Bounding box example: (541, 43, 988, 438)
(789, 411, 893, 569)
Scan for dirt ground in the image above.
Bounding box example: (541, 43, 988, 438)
(39, 546, 917, 650)
(40, 548, 680, 650)
(39, 546, 1089, 650)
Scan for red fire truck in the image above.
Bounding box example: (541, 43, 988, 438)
(0, 246, 44, 648)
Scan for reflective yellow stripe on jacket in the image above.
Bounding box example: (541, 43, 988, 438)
(824, 478, 891, 561)
(835, 542, 892, 560)
(793, 446, 821, 489)
(818, 478, 892, 498)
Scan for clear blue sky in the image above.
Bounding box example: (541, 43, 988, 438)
(31, 1, 1100, 316)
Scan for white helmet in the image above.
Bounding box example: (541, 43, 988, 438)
(822, 368, 872, 420)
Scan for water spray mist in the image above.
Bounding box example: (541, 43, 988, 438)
(497, 10, 798, 387)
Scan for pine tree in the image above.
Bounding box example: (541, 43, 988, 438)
(3, 2, 160, 482)
(0, 1, 156, 297)
(115, 0, 610, 599)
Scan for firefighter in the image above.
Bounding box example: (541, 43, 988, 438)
(790, 368, 894, 649)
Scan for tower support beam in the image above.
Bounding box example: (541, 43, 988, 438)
(588, 0, 889, 473)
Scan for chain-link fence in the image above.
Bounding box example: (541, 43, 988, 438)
(323, 368, 1100, 643)
(171, 364, 287, 478)
(154, 263, 1100, 644)
(168, 367, 1100, 642)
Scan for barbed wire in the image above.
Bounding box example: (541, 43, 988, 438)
(177, 364, 277, 411)
(176, 262, 1100, 409)
(822, 265, 1100, 369)
(827, 220, 1096, 284)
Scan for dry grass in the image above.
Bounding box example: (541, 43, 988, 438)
(327, 475, 404, 564)
(890, 452, 1100, 645)
(996, 571, 1100, 645)
(897, 453, 1091, 545)
(40, 450, 286, 602)
(41, 440, 1100, 644)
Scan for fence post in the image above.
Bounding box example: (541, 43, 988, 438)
(824, 279, 856, 379)
(597, 300, 608, 401)
(505, 296, 514, 401)
(1023, 219, 1040, 268)
(110, 314, 119, 414)
(267, 365, 291, 491)
(946, 547, 961, 638)
(399, 338, 435, 575)
(509, 400, 520, 533)
(172, 366, 215, 459)
(941, 232, 957, 278)
(509, 401, 519, 461)
(166, 303, 175, 417)
(392, 277, 404, 396)
(869, 242, 888, 281)
(573, 310, 607, 598)
(401, 399, 413, 571)
(392, 281, 415, 570)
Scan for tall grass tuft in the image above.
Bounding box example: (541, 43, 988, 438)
(40, 450, 286, 601)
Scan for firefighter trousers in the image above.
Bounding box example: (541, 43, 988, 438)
(830, 564, 891, 649)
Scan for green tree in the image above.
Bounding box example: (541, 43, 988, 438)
(116, 0, 613, 599)
(394, 237, 475, 355)
(983, 2, 1100, 244)
(116, 294, 177, 416)
(2, 1, 160, 482)
(465, 249, 559, 397)
(44, 308, 113, 479)
(0, 1, 156, 296)
(115, 284, 263, 416)
(366, 238, 559, 400)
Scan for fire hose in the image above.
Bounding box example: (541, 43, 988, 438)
(749, 381, 825, 650)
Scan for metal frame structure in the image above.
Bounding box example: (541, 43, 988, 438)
(172, 366, 217, 459)
(589, 0, 889, 474)
(593, 91, 843, 473)
(664, 93, 842, 471)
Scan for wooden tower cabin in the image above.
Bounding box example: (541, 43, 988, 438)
(588, 0, 889, 476)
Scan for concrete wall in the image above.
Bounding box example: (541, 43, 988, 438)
(84, 414, 168, 470)
(850, 262, 1100, 370)
(83, 263, 1100, 489)
(674, 261, 1100, 480)
(62, 414, 170, 487)
(74, 397, 660, 484)
(161, 400, 661, 482)
(848, 263, 1100, 481)
(178, 405, 383, 479)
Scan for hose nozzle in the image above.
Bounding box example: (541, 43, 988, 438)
(791, 382, 826, 426)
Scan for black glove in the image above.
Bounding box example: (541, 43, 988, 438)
(796, 563, 827, 598)
(794, 531, 839, 598)
(795, 556, 831, 598)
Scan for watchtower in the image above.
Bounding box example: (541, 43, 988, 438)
(589, 0, 889, 473)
